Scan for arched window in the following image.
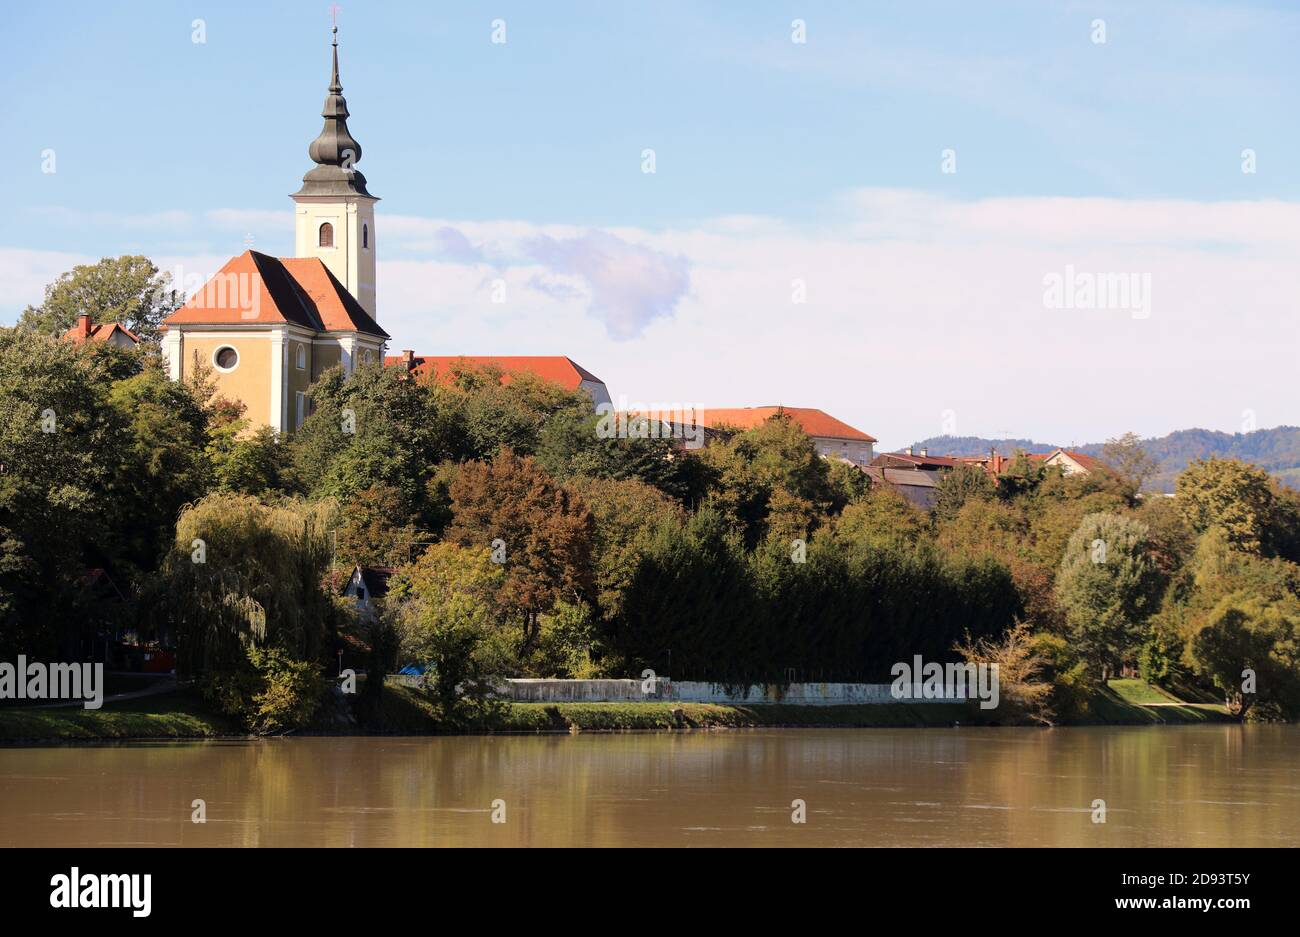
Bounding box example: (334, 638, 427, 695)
(319, 222, 334, 248)
(295, 344, 307, 370)
(362, 223, 369, 249)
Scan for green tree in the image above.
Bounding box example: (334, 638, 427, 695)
(105, 359, 211, 568)
(700, 412, 835, 548)
(562, 476, 683, 624)
(18, 255, 182, 343)
(0, 330, 132, 656)
(1102, 431, 1159, 493)
(1176, 458, 1275, 552)
(1055, 513, 1164, 678)
(149, 494, 340, 676)
(934, 462, 997, 522)
(1183, 592, 1300, 719)
(387, 542, 511, 711)
(293, 363, 445, 525)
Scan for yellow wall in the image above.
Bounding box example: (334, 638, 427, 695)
(312, 342, 342, 382)
(182, 334, 273, 429)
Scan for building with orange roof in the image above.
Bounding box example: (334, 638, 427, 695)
(698, 406, 877, 466)
(62, 313, 140, 349)
(159, 28, 389, 434)
(1034, 448, 1116, 478)
(385, 352, 612, 409)
(159, 29, 610, 433)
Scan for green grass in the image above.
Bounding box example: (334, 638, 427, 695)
(1107, 678, 1182, 705)
(0, 691, 237, 742)
(1085, 680, 1232, 725)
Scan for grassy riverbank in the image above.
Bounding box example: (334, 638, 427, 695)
(0, 679, 1234, 742)
(0, 691, 237, 742)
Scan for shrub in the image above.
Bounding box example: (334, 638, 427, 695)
(201, 646, 325, 734)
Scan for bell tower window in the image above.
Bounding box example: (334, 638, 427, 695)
(319, 222, 334, 248)
(362, 223, 369, 249)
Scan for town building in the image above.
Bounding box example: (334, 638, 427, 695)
(698, 407, 876, 466)
(62, 313, 139, 349)
(386, 352, 612, 409)
(156, 30, 606, 432)
(159, 28, 387, 434)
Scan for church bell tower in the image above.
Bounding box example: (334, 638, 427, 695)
(292, 27, 378, 319)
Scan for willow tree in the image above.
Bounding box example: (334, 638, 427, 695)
(151, 494, 341, 675)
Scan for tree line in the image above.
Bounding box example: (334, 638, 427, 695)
(3, 257, 1299, 728)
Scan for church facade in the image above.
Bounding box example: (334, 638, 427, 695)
(161, 29, 611, 433)
(161, 29, 388, 434)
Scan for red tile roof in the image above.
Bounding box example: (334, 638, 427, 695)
(697, 406, 876, 443)
(383, 354, 605, 392)
(875, 452, 963, 469)
(1041, 449, 1117, 475)
(61, 317, 139, 346)
(161, 251, 388, 338)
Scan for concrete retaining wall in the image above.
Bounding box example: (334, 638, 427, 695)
(500, 678, 962, 705)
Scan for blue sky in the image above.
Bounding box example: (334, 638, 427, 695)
(3, 1, 1298, 447)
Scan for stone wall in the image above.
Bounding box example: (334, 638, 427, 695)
(499, 679, 961, 705)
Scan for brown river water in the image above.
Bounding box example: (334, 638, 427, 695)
(1, 725, 1297, 847)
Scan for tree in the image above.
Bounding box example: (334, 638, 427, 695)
(954, 620, 1055, 725)
(1102, 431, 1159, 493)
(149, 494, 340, 676)
(332, 483, 422, 568)
(934, 463, 997, 522)
(1055, 513, 1164, 678)
(1183, 592, 1300, 720)
(828, 487, 931, 556)
(293, 363, 445, 525)
(1176, 458, 1275, 552)
(700, 412, 835, 548)
(536, 407, 712, 506)
(996, 452, 1049, 499)
(105, 358, 212, 569)
(387, 542, 511, 711)
(18, 255, 183, 343)
(562, 476, 683, 623)
(0, 330, 132, 657)
(432, 362, 590, 461)
(447, 448, 595, 658)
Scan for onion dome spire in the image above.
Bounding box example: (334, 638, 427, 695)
(293, 27, 373, 198)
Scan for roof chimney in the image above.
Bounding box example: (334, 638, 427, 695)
(906, 446, 914, 456)
(919, 447, 928, 457)
(77, 313, 92, 340)
(401, 349, 414, 371)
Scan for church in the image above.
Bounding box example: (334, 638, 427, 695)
(161, 29, 609, 433)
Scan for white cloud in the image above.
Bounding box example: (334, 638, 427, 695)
(5, 190, 1298, 448)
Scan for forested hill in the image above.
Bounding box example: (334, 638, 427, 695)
(910, 426, 1300, 491)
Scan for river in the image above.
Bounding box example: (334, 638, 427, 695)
(2, 725, 1297, 847)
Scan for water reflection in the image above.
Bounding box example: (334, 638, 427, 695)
(1, 726, 1296, 847)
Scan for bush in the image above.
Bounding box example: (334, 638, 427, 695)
(201, 646, 325, 734)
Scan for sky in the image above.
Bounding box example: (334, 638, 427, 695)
(2, 0, 1298, 449)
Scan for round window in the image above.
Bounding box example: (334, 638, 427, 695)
(213, 346, 239, 371)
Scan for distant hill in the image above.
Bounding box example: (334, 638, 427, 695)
(910, 427, 1300, 492)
